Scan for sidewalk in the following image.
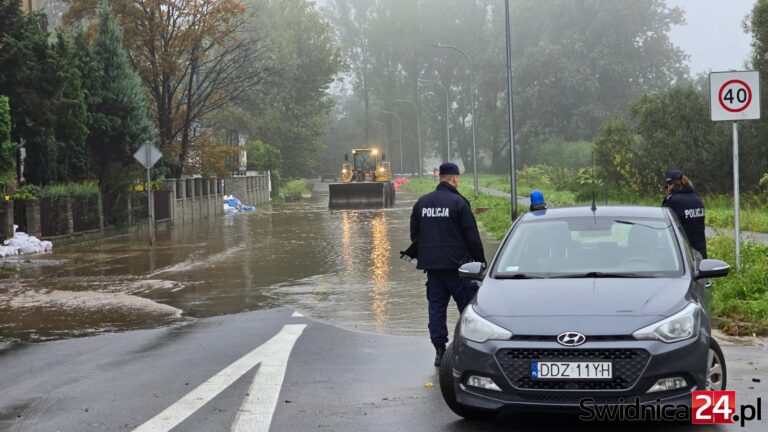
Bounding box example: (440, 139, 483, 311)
(478, 186, 529, 206)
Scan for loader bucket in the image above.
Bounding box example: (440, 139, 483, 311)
(328, 182, 393, 209)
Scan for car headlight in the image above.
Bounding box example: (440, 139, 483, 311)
(460, 305, 513, 343)
(633, 303, 700, 343)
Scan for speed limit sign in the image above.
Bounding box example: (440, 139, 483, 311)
(710, 71, 761, 121)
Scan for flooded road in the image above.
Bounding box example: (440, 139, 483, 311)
(0, 183, 498, 342)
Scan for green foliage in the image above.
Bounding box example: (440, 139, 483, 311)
(760, 173, 768, 192)
(0, 2, 67, 186)
(246, 139, 282, 172)
(242, 0, 344, 178)
(270, 170, 282, 198)
(43, 181, 100, 198)
(54, 34, 90, 183)
(0, 95, 15, 186)
(282, 179, 312, 200)
(79, 4, 154, 224)
(709, 235, 768, 333)
(13, 184, 41, 200)
(85, 4, 154, 169)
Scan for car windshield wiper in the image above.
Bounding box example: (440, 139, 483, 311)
(494, 273, 546, 279)
(550, 271, 642, 279)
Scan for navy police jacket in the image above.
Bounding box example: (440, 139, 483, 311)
(410, 182, 486, 270)
(662, 187, 707, 258)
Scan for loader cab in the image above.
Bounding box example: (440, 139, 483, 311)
(343, 148, 383, 183)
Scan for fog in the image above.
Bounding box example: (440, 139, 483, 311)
(668, 0, 754, 73)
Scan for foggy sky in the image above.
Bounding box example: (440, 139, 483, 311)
(315, 0, 758, 76)
(668, 0, 754, 74)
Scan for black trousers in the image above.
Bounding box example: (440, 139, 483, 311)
(425, 269, 479, 345)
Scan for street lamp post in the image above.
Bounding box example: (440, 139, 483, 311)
(504, 0, 518, 220)
(418, 79, 451, 162)
(395, 99, 422, 176)
(381, 110, 403, 176)
(430, 43, 478, 199)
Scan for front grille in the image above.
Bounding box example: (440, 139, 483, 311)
(496, 348, 650, 390)
(511, 335, 635, 342)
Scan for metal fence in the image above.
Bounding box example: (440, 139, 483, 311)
(40, 197, 69, 237)
(154, 191, 171, 221)
(72, 195, 100, 233)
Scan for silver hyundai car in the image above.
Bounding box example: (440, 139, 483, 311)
(440, 206, 730, 420)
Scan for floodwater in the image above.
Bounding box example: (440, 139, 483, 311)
(0, 182, 499, 343)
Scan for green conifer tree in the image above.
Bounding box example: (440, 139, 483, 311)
(85, 2, 154, 224)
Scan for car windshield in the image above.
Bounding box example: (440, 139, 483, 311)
(494, 216, 683, 278)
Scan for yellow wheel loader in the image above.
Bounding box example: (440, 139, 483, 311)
(328, 148, 396, 208)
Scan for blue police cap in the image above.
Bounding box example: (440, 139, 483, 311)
(665, 169, 684, 183)
(439, 162, 460, 176)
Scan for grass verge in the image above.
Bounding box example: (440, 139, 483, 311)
(709, 234, 768, 335)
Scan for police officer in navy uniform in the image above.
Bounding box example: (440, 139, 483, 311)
(409, 162, 486, 366)
(663, 169, 707, 258)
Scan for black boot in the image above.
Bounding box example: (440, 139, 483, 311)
(433, 343, 446, 367)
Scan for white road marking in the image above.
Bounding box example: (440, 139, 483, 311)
(132, 324, 306, 432)
(291, 311, 305, 318)
(230, 324, 305, 431)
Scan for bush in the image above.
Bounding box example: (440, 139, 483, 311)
(709, 234, 768, 334)
(43, 182, 100, 198)
(13, 184, 42, 200)
(283, 179, 311, 201)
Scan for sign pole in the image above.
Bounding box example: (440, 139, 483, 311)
(709, 70, 759, 271)
(146, 143, 154, 246)
(732, 121, 741, 269)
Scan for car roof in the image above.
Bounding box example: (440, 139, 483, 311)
(520, 205, 668, 221)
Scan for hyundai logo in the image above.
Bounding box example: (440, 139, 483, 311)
(557, 332, 586, 347)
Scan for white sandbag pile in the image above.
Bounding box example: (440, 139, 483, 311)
(223, 195, 255, 213)
(1, 225, 53, 257)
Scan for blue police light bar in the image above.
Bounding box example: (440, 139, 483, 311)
(530, 190, 544, 206)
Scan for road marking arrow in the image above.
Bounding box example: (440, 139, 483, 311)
(132, 324, 306, 432)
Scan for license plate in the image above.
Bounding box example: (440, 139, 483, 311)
(531, 361, 612, 379)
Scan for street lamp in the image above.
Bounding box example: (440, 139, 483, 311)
(504, 0, 518, 219)
(418, 78, 451, 162)
(394, 99, 422, 176)
(380, 110, 403, 176)
(430, 43, 478, 199)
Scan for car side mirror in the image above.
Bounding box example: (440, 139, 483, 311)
(459, 262, 485, 281)
(696, 259, 730, 280)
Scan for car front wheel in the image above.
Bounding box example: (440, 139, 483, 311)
(439, 343, 498, 420)
(706, 338, 727, 390)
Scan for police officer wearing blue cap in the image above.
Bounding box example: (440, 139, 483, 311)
(663, 169, 707, 258)
(409, 162, 486, 366)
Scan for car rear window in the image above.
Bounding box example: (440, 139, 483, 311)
(493, 216, 684, 278)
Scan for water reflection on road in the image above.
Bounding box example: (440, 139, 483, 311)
(0, 185, 498, 342)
